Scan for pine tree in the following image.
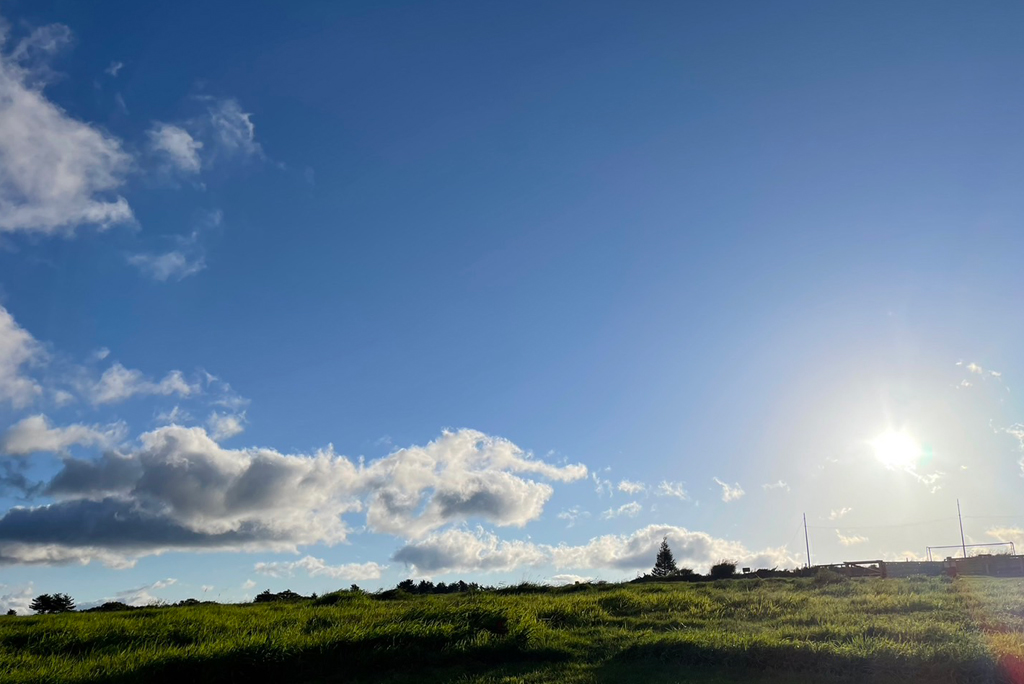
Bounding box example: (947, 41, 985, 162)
(651, 536, 678, 577)
(29, 593, 75, 614)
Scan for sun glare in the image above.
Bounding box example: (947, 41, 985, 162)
(870, 430, 921, 470)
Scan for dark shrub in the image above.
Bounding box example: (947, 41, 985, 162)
(812, 568, 848, 586)
(87, 601, 133, 613)
(709, 561, 737, 580)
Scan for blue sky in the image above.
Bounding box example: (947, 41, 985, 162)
(1, 0, 1024, 609)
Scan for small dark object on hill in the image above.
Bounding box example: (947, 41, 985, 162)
(5, 609, 15, 616)
(651, 537, 678, 577)
(29, 593, 75, 614)
(709, 561, 737, 579)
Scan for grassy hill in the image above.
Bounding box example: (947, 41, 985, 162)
(2, 575, 1024, 683)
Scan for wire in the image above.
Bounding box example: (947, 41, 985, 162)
(808, 516, 958, 531)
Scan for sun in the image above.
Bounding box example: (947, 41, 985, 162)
(870, 430, 921, 470)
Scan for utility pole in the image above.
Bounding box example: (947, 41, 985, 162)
(957, 499, 967, 559)
(803, 513, 811, 568)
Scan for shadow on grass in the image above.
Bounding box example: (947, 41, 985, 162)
(596, 640, 999, 684)
(77, 633, 568, 684)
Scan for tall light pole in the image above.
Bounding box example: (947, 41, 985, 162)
(957, 499, 967, 559)
(804, 513, 811, 568)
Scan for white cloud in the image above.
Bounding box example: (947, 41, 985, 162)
(0, 23, 133, 234)
(105, 61, 123, 77)
(0, 583, 34, 615)
(392, 527, 548, 575)
(241, 579, 256, 590)
(655, 481, 689, 500)
(829, 507, 852, 520)
(0, 305, 43, 408)
(0, 427, 584, 567)
(550, 525, 796, 574)
(206, 411, 245, 441)
(1, 415, 124, 455)
(360, 429, 586, 540)
(394, 525, 798, 576)
(549, 574, 591, 585)
(127, 250, 205, 282)
(254, 556, 385, 581)
(90, 363, 198, 404)
(836, 531, 868, 546)
(617, 480, 646, 495)
(986, 527, 1024, 549)
(713, 477, 745, 502)
(147, 123, 202, 173)
(601, 501, 642, 520)
(761, 480, 789, 492)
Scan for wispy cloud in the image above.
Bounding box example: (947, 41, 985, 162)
(89, 363, 198, 405)
(557, 506, 590, 528)
(206, 411, 245, 441)
(986, 527, 1024, 549)
(656, 481, 689, 500)
(254, 556, 385, 581)
(204, 98, 262, 160)
(127, 209, 221, 282)
(0, 306, 43, 408)
(829, 507, 852, 520)
(600, 501, 642, 519)
(617, 479, 646, 495)
(147, 123, 203, 173)
(762, 480, 790, 492)
(836, 531, 868, 546)
(128, 250, 205, 282)
(713, 477, 745, 502)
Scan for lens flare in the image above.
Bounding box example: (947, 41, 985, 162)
(870, 430, 921, 471)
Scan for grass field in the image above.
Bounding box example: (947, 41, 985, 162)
(2, 576, 1024, 683)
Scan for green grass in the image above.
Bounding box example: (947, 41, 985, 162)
(2, 576, 1024, 682)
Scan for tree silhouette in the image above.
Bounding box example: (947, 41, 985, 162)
(651, 537, 678, 577)
(29, 593, 75, 614)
